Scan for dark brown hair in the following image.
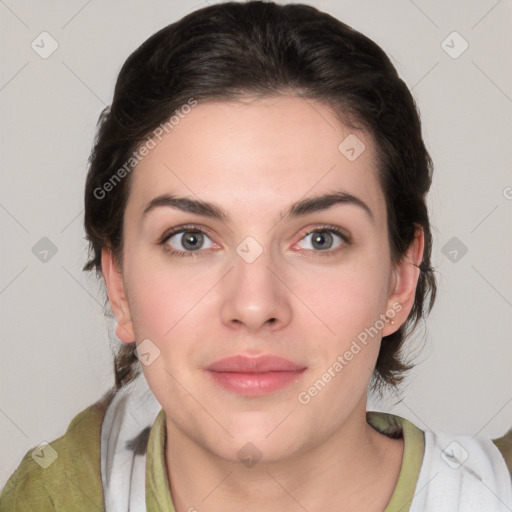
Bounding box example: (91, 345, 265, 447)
(83, 0, 437, 396)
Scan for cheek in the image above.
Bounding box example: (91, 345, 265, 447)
(293, 256, 390, 337)
(127, 264, 210, 339)
(289, 261, 390, 396)
(126, 262, 209, 392)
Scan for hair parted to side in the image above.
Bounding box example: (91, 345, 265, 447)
(83, 0, 437, 396)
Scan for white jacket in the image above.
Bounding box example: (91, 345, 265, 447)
(409, 429, 512, 511)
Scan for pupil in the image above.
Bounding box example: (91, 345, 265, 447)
(183, 232, 203, 250)
(313, 232, 332, 250)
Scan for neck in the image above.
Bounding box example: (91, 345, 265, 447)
(164, 400, 404, 512)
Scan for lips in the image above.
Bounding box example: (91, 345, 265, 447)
(205, 355, 307, 396)
(206, 354, 306, 373)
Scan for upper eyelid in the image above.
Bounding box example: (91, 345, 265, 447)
(162, 224, 215, 242)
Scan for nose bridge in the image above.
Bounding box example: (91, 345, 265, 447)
(220, 236, 291, 331)
(233, 238, 279, 306)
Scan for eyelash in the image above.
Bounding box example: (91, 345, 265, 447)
(158, 224, 351, 258)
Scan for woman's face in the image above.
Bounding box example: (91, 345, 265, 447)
(104, 95, 417, 462)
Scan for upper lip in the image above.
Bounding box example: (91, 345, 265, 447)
(206, 355, 307, 373)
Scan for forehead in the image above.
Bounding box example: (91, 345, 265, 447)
(126, 95, 386, 227)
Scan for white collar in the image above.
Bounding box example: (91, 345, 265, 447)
(100, 373, 161, 512)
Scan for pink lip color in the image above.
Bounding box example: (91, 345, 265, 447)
(205, 355, 307, 396)
(207, 369, 306, 396)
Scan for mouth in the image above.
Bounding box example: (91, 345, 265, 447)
(205, 354, 307, 396)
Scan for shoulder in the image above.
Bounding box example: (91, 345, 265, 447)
(411, 428, 512, 510)
(493, 427, 512, 479)
(0, 389, 115, 512)
(368, 411, 512, 481)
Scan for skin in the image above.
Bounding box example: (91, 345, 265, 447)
(102, 95, 424, 512)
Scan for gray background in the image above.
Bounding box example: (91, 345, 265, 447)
(1, 0, 511, 487)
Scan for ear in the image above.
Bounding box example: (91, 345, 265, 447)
(101, 247, 136, 343)
(381, 225, 425, 337)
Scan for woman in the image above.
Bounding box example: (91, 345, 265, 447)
(1, 1, 511, 511)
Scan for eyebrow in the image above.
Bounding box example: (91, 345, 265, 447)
(142, 190, 374, 224)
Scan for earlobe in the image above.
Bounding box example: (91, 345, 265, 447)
(101, 247, 136, 343)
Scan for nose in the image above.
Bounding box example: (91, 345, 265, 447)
(220, 246, 292, 332)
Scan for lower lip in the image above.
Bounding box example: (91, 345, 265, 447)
(206, 369, 306, 396)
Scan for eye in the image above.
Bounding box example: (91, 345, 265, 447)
(295, 226, 350, 256)
(159, 224, 351, 258)
(160, 225, 216, 257)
